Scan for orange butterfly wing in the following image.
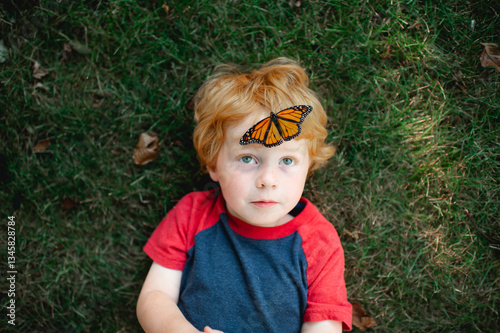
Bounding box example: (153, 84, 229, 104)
(275, 105, 312, 142)
(265, 120, 283, 147)
(240, 117, 281, 146)
(239, 105, 312, 147)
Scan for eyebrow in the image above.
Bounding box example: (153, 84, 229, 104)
(232, 141, 306, 153)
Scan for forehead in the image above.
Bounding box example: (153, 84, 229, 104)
(225, 111, 267, 142)
(223, 112, 310, 153)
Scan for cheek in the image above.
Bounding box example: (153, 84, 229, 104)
(220, 173, 243, 189)
(215, 169, 236, 190)
(285, 168, 308, 195)
(218, 171, 254, 198)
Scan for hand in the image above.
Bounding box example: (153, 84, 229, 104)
(203, 326, 224, 333)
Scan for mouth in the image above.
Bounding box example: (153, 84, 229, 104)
(251, 200, 278, 208)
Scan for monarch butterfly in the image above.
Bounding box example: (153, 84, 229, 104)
(239, 105, 312, 148)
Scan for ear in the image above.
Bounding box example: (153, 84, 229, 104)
(208, 167, 219, 182)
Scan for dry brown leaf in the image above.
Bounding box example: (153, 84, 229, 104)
(185, 96, 195, 111)
(352, 301, 377, 330)
(61, 42, 72, 61)
(380, 45, 392, 58)
(342, 229, 360, 241)
(33, 82, 50, 92)
(480, 43, 500, 72)
(33, 138, 51, 152)
(0, 39, 8, 63)
(33, 61, 49, 80)
(68, 40, 92, 55)
(133, 132, 160, 165)
(61, 196, 78, 211)
(162, 4, 169, 14)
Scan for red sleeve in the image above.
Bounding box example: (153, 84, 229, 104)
(300, 209, 352, 330)
(143, 190, 221, 270)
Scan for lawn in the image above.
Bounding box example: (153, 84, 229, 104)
(0, 0, 498, 332)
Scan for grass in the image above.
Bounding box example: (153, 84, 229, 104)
(1, 0, 499, 332)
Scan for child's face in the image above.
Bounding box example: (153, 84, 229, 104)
(209, 110, 310, 228)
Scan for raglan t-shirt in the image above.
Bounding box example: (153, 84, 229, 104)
(144, 190, 352, 332)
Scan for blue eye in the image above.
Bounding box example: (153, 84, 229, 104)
(241, 156, 255, 164)
(282, 158, 294, 165)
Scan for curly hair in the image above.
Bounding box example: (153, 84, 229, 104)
(193, 57, 335, 173)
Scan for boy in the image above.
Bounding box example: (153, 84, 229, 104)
(137, 58, 352, 333)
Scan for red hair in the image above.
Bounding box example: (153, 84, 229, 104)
(193, 57, 335, 172)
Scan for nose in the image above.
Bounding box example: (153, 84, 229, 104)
(256, 164, 278, 188)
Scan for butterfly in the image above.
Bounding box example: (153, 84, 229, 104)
(239, 105, 312, 148)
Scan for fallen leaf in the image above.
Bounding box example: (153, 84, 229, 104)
(162, 4, 169, 14)
(33, 61, 49, 80)
(93, 90, 113, 99)
(61, 42, 72, 61)
(0, 40, 8, 63)
(33, 82, 50, 92)
(185, 96, 195, 111)
(69, 40, 92, 55)
(133, 132, 160, 165)
(139, 197, 153, 206)
(61, 196, 78, 211)
(380, 45, 392, 58)
(352, 301, 377, 330)
(33, 138, 51, 152)
(342, 229, 360, 241)
(480, 43, 500, 72)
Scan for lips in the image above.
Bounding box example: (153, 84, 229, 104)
(251, 200, 278, 208)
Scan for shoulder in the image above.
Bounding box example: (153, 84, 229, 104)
(296, 199, 352, 330)
(152, 189, 223, 243)
(174, 189, 218, 209)
(296, 198, 344, 273)
(170, 189, 222, 220)
(296, 198, 341, 247)
(143, 189, 223, 269)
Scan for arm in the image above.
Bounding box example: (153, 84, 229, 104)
(301, 320, 342, 333)
(137, 263, 222, 333)
(137, 262, 200, 333)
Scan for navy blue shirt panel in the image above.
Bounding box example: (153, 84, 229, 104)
(178, 213, 308, 333)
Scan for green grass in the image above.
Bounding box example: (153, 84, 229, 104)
(1, 0, 499, 332)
